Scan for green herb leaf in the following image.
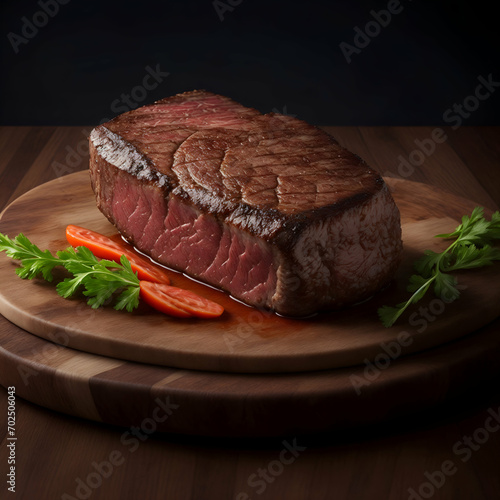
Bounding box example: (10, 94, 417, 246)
(378, 207, 500, 327)
(114, 286, 141, 312)
(433, 272, 459, 302)
(0, 232, 141, 312)
(1, 232, 60, 281)
(378, 303, 407, 328)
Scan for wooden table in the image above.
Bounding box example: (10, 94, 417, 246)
(1, 126, 499, 500)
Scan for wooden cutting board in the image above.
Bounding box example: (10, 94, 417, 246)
(0, 171, 499, 373)
(1, 311, 500, 437)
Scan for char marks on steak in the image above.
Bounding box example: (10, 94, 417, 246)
(89, 90, 402, 316)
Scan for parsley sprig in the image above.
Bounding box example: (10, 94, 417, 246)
(0, 232, 140, 311)
(378, 207, 500, 327)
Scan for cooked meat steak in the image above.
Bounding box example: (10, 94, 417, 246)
(89, 90, 402, 316)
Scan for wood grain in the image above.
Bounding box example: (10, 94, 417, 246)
(1, 172, 499, 373)
(2, 311, 500, 437)
(325, 126, 500, 210)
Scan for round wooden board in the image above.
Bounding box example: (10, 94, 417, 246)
(0, 171, 499, 373)
(1, 313, 500, 437)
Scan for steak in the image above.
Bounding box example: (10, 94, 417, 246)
(89, 90, 402, 316)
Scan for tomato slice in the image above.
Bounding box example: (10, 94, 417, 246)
(140, 281, 224, 319)
(66, 225, 171, 284)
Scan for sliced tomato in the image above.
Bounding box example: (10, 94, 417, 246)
(140, 281, 224, 319)
(66, 225, 171, 284)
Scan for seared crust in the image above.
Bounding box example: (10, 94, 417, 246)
(92, 90, 383, 245)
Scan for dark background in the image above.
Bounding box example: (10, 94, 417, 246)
(0, 0, 498, 126)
